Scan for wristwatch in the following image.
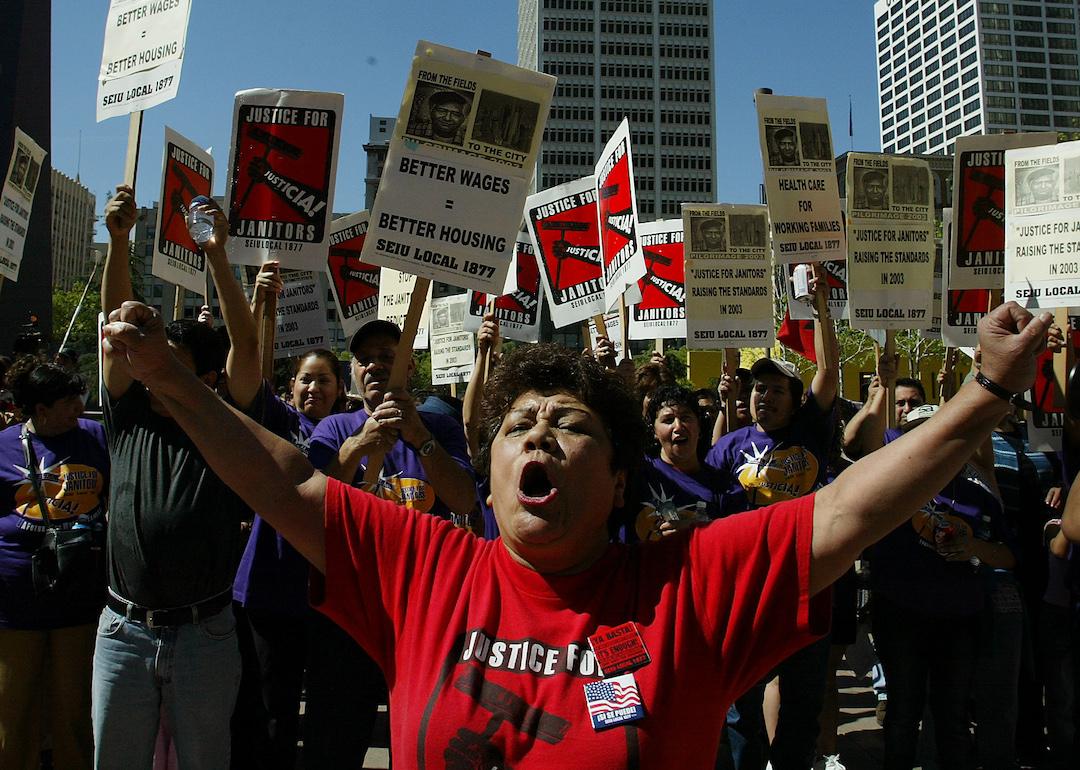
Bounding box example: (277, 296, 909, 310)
(418, 434, 436, 457)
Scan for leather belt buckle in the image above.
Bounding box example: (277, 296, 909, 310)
(145, 609, 160, 629)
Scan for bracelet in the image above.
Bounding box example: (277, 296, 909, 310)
(974, 371, 1016, 403)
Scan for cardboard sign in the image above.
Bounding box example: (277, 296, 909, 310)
(96, 0, 191, 121)
(362, 41, 555, 294)
(0, 128, 46, 281)
(326, 211, 380, 341)
(378, 268, 431, 350)
(845, 154, 935, 330)
(950, 132, 1056, 290)
(786, 260, 849, 321)
(224, 89, 343, 270)
(596, 119, 647, 310)
(587, 311, 625, 360)
(464, 235, 544, 343)
(626, 220, 684, 341)
(152, 127, 211, 294)
(274, 271, 330, 359)
(756, 93, 844, 264)
(1005, 140, 1080, 308)
(526, 175, 605, 328)
(430, 294, 474, 385)
(682, 204, 773, 349)
(942, 208, 992, 347)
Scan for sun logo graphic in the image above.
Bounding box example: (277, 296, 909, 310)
(362, 468, 435, 513)
(635, 482, 700, 541)
(735, 441, 818, 505)
(13, 456, 105, 527)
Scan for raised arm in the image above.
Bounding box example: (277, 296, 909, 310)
(842, 354, 897, 459)
(197, 201, 260, 410)
(101, 185, 138, 399)
(809, 302, 1052, 595)
(809, 262, 839, 411)
(102, 301, 328, 570)
(463, 313, 499, 458)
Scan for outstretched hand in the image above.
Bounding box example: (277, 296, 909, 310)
(976, 302, 1053, 395)
(102, 302, 179, 387)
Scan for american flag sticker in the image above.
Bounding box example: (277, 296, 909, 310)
(583, 673, 644, 730)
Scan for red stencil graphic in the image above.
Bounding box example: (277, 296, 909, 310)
(531, 197, 601, 303)
(328, 227, 379, 320)
(470, 242, 542, 323)
(599, 145, 634, 275)
(955, 158, 1005, 262)
(159, 144, 212, 252)
(634, 238, 684, 314)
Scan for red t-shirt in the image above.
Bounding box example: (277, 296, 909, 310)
(316, 478, 829, 769)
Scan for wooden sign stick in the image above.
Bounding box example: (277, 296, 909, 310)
(259, 289, 278, 380)
(655, 337, 664, 355)
(618, 295, 629, 362)
(723, 348, 739, 430)
(592, 314, 609, 340)
(172, 286, 185, 322)
(362, 277, 432, 487)
(884, 330, 897, 430)
(481, 295, 497, 384)
(123, 112, 143, 188)
(1053, 308, 1069, 411)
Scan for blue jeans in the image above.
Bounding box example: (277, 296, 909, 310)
(92, 604, 241, 769)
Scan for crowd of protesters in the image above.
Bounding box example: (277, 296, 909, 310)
(0, 186, 1077, 770)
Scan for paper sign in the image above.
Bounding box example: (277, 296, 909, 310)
(96, 0, 191, 121)
(378, 268, 431, 350)
(588, 311, 625, 360)
(274, 271, 330, 359)
(628, 220, 685, 341)
(362, 41, 555, 294)
(152, 127, 211, 294)
(682, 204, 774, 349)
(464, 236, 544, 343)
(224, 89, 343, 270)
(1005, 140, 1080, 308)
(0, 128, 46, 281)
(326, 211, 380, 341)
(846, 154, 935, 330)
(950, 132, 1056, 289)
(596, 119, 647, 310)
(942, 209, 992, 347)
(430, 294, 474, 385)
(785, 260, 849, 321)
(756, 94, 844, 264)
(526, 175, 605, 328)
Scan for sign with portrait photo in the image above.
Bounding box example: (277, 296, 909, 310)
(224, 88, 343, 270)
(363, 41, 555, 294)
(430, 293, 474, 385)
(0, 128, 46, 281)
(152, 127, 212, 295)
(326, 211, 380, 341)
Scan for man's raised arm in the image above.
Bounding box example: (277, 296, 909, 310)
(101, 185, 138, 399)
(102, 301, 328, 571)
(808, 302, 1051, 595)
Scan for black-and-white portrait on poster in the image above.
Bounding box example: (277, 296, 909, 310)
(405, 83, 474, 147)
(855, 168, 889, 210)
(765, 125, 800, 167)
(1016, 164, 1060, 206)
(692, 215, 727, 251)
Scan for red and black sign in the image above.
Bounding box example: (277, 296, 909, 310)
(597, 138, 640, 289)
(469, 239, 542, 339)
(946, 288, 992, 328)
(632, 233, 684, 322)
(954, 150, 1006, 273)
(328, 216, 379, 324)
(157, 139, 212, 269)
(529, 190, 602, 309)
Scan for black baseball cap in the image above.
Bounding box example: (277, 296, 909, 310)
(348, 319, 401, 358)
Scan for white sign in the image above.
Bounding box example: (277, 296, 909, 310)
(755, 93, 845, 264)
(587, 311, 626, 361)
(942, 208, 991, 348)
(682, 204, 774, 349)
(430, 294, 474, 385)
(96, 0, 191, 121)
(224, 89, 344, 271)
(596, 119, 647, 310)
(274, 271, 330, 359)
(363, 41, 555, 294)
(377, 268, 431, 350)
(0, 128, 46, 281)
(845, 154, 935, 330)
(152, 127, 212, 294)
(1005, 140, 1080, 309)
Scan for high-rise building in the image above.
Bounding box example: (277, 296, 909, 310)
(51, 169, 97, 290)
(875, 0, 1080, 156)
(364, 115, 396, 210)
(518, 0, 717, 220)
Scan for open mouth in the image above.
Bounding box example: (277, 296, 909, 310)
(518, 461, 558, 506)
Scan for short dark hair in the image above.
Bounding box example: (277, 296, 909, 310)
(895, 377, 926, 402)
(634, 361, 676, 404)
(166, 320, 225, 377)
(645, 385, 707, 459)
(473, 344, 643, 478)
(5, 355, 86, 412)
(692, 388, 716, 405)
(294, 349, 341, 383)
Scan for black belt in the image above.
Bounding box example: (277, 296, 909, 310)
(106, 589, 232, 628)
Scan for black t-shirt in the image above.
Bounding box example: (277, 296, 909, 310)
(103, 383, 252, 608)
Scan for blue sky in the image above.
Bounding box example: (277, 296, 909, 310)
(51, 0, 881, 233)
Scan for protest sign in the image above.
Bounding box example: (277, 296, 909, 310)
(950, 133, 1056, 290)
(587, 311, 625, 360)
(922, 241, 944, 341)
(430, 294, 474, 385)
(785, 260, 849, 321)
(224, 89, 343, 270)
(942, 209, 992, 347)
(755, 94, 844, 264)
(97, 0, 191, 122)
(596, 119, 647, 310)
(845, 154, 935, 330)
(0, 128, 46, 281)
(273, 271, 329, 359)
(152, 127, 211, 295)
(362, 42, 554, 294)
(1005, 141, 1080, 308)
(526, 175, 605, 328)
(628, 219, 685, 341)
(378, 268, 431, 349)
(326, 211, 380, 341)
(465, 235, 544, 343)
(682, 205, 773, 348)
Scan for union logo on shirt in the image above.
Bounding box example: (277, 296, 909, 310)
(635, 482, 702, 542)
(735, 442, 819, 506)
(13, 459, 105, 528)
(364, 469, 436, 513)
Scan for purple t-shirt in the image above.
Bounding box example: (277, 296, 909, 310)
(0, 419, 109, 629)
(233, 384, 316, 615)
(621, 455, 724, 543)
(706, 392, 834, 517)
(307, 408, 475, 519)
(869, 427, 1006, 616)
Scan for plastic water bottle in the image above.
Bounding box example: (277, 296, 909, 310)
(186, 195, 215, 245)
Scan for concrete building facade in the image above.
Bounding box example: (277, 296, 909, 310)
(51, 169, 97, 290)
